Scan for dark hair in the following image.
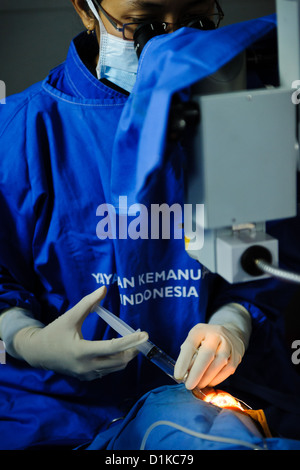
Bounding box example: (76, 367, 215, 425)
(84, 0, 102, 18)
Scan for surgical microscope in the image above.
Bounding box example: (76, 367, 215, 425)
(134, 0, 300, 285)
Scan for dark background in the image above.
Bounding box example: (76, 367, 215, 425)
(0, 0, 276, 97)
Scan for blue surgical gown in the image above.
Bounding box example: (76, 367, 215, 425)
(0, 31, 215, 450)
(0, 18, 299, 449)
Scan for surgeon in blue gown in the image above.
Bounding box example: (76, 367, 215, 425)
(0, 0, 299, 450)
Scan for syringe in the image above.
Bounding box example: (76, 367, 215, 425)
(95, 305, 180, 382)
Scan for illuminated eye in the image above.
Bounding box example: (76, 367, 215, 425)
(194, 387, 245, 411)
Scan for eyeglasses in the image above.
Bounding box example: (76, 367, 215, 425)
(92, 1, 224, 41)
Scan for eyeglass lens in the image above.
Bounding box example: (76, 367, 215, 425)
(124, 14, 222, 39)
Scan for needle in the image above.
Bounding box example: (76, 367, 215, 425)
(95, 305, 207, 398)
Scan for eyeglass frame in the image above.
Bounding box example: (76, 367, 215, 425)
(92, 0, 225, 40)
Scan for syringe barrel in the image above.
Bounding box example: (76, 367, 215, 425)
(146, 346, 178, 380)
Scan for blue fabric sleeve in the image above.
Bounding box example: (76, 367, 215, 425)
(0, 86, 44, 318)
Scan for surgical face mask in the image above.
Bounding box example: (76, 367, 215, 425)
(86, 0, 138, 93)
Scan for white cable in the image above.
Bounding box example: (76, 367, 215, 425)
(140, 420, 268, 451)
(255, 259, 300, 284)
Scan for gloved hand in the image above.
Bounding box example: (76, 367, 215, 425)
(174, 303, 252, 390)
(12, 287, 148, 381)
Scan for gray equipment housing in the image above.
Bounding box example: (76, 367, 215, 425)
(185, 0, 299, 283)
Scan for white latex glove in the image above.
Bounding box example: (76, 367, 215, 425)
(174, 303, 252, 390)
(12, 287, 148, 381)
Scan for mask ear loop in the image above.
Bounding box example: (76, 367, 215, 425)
(85, 0, 108, 38)
(86, 0, 100, 22)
